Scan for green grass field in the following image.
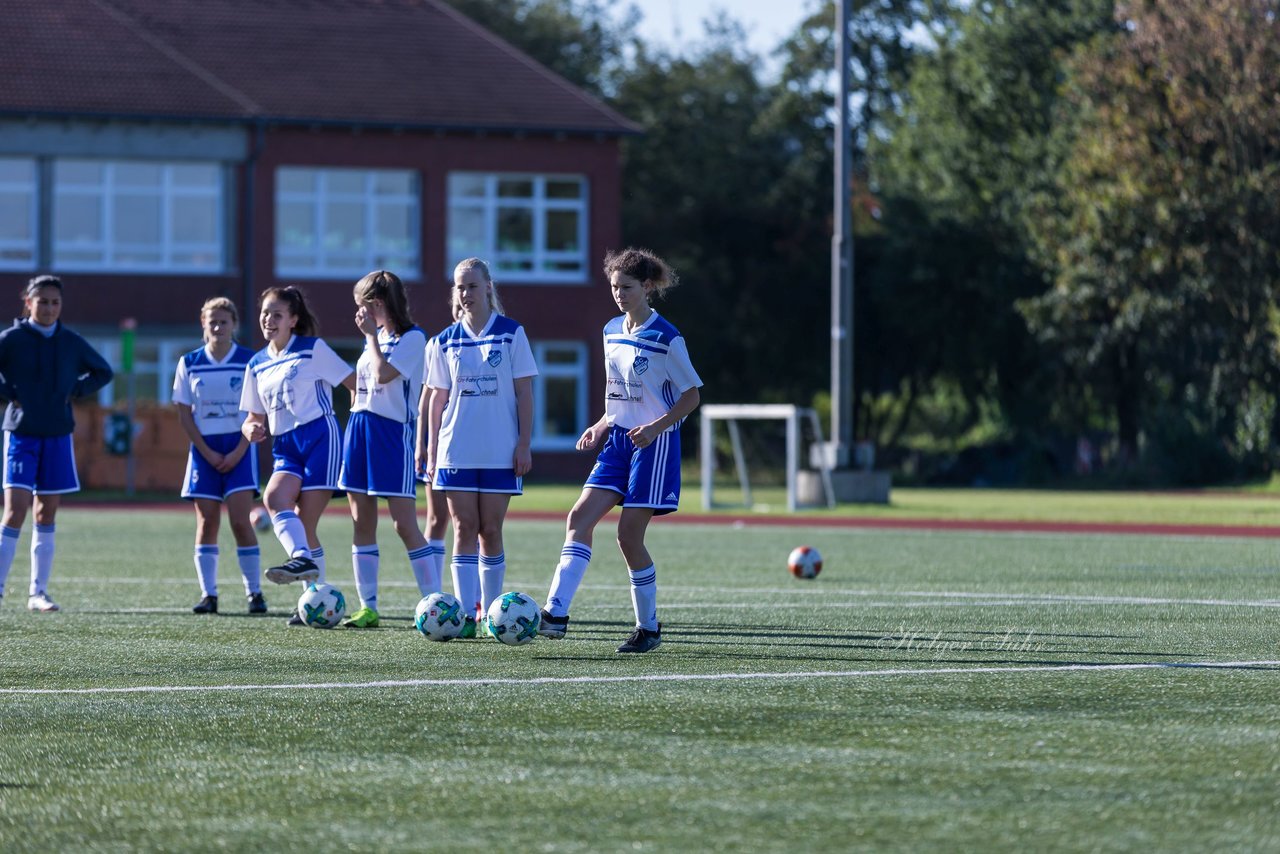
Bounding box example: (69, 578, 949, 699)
(1, 505, 1278, 851)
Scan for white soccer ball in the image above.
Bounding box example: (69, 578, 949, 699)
(788, 545, 823, 580)
(415, 592, 465, 642)
(485, 591, 541, 646)
(250, 507, 272, 532)
(297, 582, 346, 628)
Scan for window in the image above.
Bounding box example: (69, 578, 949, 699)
(0, 158, 37, 270)
(276, 167, 419, 278)
(52, 159, 225, 272)
(531, 341, 589, 450)
(448, 173, 588, 282)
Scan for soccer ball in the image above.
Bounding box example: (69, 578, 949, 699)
(414, 591, 465, 642)
(250, 507, 272, 532)
(485, 591, 541, 646)
(788, 545, 822, 580)
(297, 582, 346, 628)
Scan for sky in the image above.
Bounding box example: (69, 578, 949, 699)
(626, 0, 817, 59)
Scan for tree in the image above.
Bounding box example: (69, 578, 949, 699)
(865, 0, 1115, 463)
(1021, 0, 1280, 478)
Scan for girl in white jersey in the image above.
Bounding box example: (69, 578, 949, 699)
(539, 248, 702, 653)
(338, 270, 437, 628)
(240, 286, 355, 627)
(425, 258, 537, 636)
(172, 297, 264, 616)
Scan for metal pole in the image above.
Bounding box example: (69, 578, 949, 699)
(830, 0, 855, 469)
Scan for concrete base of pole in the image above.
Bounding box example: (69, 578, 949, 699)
(798, 469, 891, 506)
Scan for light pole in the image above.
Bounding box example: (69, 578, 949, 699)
(830, 0, 854, 469)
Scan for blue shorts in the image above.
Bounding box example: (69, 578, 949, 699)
(271, 415, 341, 491)
(585, 424, 681, 516)
(434, 467, 522, 495)
(3, 432, 79, 495)
(339, 411, 417, 499)
(182, 431, 259, 501)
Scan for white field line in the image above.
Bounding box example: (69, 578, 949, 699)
(52, 576, 1280, 609)
(2, 659, 1277, 697)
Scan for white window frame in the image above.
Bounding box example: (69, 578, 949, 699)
(531, 340, 589, 451)
(52, 159, 226, 273)
(447, 172, 588, 283)
(0, 157, 38, 271)
(275, 166, 420, 279)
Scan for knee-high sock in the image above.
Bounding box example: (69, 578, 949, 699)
(0, 525, 21, 597)
(352, 544, 379, 610)
(30, 523, 55, 596)
(628, 564, 657, 631)
(195, 544, 219, 597)
(408, 544, 438, 596)
(237, 546, 261, 596)
(451, 553, 480, 620)
(545, 541, 592, 618)
(271, 510, 310, 560)
(479, 551, 506, 615)
(312, 546, 327, 583)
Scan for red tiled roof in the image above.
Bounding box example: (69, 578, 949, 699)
(0, 0, 639, 135)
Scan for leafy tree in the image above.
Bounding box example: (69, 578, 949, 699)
(866, 0, 1114, 461)
(1022, 0, 1280, 478)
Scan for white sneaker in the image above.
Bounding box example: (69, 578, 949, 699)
(27, 592, 60, 612)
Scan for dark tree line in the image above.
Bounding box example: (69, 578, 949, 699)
(446, 0, 1280, 484)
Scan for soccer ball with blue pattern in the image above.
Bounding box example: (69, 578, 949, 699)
(415, 591, 465, 641)
(296, 582, 346, 628)
(485, 591, 541, 646)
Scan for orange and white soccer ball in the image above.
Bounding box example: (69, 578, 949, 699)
(787, 545, 822, 580)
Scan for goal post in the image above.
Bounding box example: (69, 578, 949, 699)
(699, 404, 835, 512)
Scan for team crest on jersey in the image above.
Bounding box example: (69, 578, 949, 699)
(487, 349, 503, 367)
(285, 363, 299, 381)
(633, 356, 650, 375)
(230, 376, 242, 391)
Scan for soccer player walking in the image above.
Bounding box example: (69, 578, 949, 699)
(0, 275, 113, 612)
(172, 297, 265, 615)
(240, 286, 354, 626)
(424, 258, 537, 637)
(338, 270, 436, 628)
(415, 331, 451, 611)
(540, 249, 702, 653)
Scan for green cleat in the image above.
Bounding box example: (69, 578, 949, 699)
(342, 606, 380, 628)
(459, 616, 477, 638)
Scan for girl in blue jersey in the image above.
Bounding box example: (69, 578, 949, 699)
(0, 275, 113, 613)
(173, 297, 265, 616)
(540, 249, 702, 653)
(338, 270, 436, 628)
(425, 258, 537, 636)
(240, 286, 355, 626)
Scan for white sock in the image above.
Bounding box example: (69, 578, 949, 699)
(546, 541, 591, 618)
(428, 538, 447, 593)
(237, 546, 261, 596)
(407, 544, 437, 595)
(312, 546, 327, 583)
(0, 525, 20, 596)
(271, 510, 310, 560)
(451, 553, 480, 620)
(628, 564, 657, 631)
(479, 551, 506, 614)
(30, 523, 55, 596)
(195, 544, 218, 597)
(352, 544, 379, 610)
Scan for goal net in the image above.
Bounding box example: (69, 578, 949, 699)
(698, 404, 835, 512)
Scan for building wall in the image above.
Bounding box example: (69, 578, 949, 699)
(0, 120, 626, 482)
